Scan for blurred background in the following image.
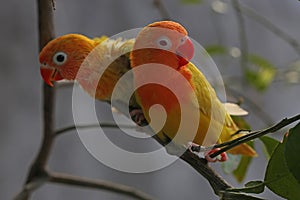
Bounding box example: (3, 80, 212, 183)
(1, 0, 300, 199)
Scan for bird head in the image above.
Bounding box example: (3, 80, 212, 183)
(39, 34, 95, 86)
(131, 21, 194, 69)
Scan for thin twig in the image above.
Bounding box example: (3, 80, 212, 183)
(231, 0, 248, 74)
(153, 0, 171, 20)
(210, 114, 300, 158)
(51, 0, 56, 10)
(226, 85, 274, 126)
(14, 173, 50, 200)
(48, 172, 154, 200)
(239, 3, 300, 56)
(35, 0, 56, 168)
(55, 123, 137, 136)
(219, 191, 265, 200)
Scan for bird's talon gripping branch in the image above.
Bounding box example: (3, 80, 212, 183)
(187, 143, 227, 162)
(205, 148, 227, 162)
(187, 142, 202, 152)
(130, 108, 147, 127)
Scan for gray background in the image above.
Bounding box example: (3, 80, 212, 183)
(1, 0, 300, 199)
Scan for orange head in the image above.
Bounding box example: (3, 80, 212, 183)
(39, 34, 95, 86)
(131, 21, 194, 69)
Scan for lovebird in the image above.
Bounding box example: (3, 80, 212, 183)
(130, 21, 257, 161)
(39, 34, 142, 116)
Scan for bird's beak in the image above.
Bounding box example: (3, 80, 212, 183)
(176, 37, 194, 67)
(40, 66, 63, 87)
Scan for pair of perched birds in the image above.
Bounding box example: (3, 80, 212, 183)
(39, 21, 257, 162)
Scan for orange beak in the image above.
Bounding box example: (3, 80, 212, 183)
(176, 37, 194, 67)
(40, 66, 64, 86)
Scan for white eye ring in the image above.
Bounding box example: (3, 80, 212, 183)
(156, 36, 172, 50)
(53, 52, 67, 65)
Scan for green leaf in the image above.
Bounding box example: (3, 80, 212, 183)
(264, 134, 300, 199)
(226, 180, 265, 194)
(180, 0, 202, 4)
(245, 54, 276, 91)
(205, 45, 227, 56)
(285, 122, 300, 184)
(259, 136, 279, 160)
(244, 181, 265, 193)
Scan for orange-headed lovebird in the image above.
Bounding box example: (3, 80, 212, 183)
(130, 21, 256, 161)
(39, 34, 142, 114)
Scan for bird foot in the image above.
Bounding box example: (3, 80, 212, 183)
(187, 142, 203, 152)
(129, 108, 148, 126)
(204, 148, 227, 162)
(187, 142, 227, 162)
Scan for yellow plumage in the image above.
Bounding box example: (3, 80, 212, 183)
(131, 21, 257, 157)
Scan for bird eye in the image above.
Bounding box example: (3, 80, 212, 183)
(53, 52, 67, 65)
(156, 36, 172, 50)
(179, 37, 187, 45)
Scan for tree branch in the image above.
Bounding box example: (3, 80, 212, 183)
(48, 172, 154, 200)
(153, 0, 171, 20)
(226, 85, 274, 126)
(136, 129, 233, 196)
(55, 123, 137, 136)
(51, 0, 56, 10)
(14, 175, 49, 200)
(180, 151, 231, 195)
(210, 114, 300, 158)
(16, 1, 56, 199)
(219, 191, 265, 200)
(36, 0, 56, 169)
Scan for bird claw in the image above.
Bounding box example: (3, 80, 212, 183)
(187, 142, 202, 152)
(204, 148, 227, 162)
(187, 143, 227, 162)
(130, 108, 147, 126)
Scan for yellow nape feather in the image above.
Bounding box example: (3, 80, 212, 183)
(79, 37, 138, 107)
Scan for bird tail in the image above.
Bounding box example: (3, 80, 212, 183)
(219, 114, 257, 157)
(228, 143, 257, 156)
